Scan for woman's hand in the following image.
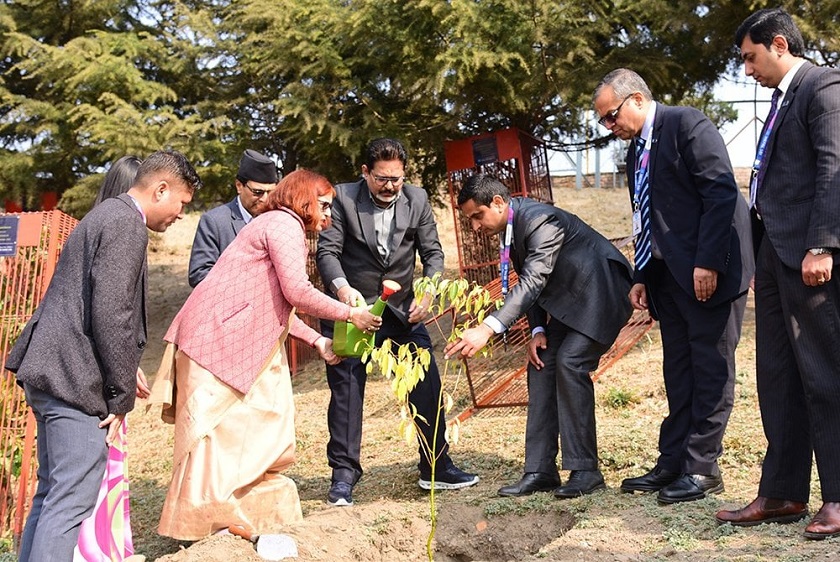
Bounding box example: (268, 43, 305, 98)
(136, 367, 150, 399)
(314, 336, 340, 365)
(98, 413, 126, 446)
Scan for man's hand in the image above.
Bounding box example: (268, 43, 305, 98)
(629, 283, 648, 311)
(527, 332, 547, 370)
(337, 285, 365, 307)
(408, 293, 433, 324)
(802, 252, 833, 287)
(444, 324, 494, 359)
(693, 267, 718, 302)
(99, 413, 126, 446)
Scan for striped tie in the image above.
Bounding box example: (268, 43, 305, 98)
(634, 137, 652, 271)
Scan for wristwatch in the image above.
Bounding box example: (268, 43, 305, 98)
(808, 247, 833, 256)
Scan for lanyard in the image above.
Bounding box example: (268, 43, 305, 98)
(633, 137, 651, 210)
(499, 206, 514, 299)
(753, 109, 779, 176)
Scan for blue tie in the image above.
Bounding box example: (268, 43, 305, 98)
(634, 137, 652, 271)
(751, 88, 781, 209)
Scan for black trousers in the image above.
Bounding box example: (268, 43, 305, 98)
(322, 308, 450, 485)
(647, 259, 746, 475)
(523, 321, 609, 474)
(755, 235, 840, 502)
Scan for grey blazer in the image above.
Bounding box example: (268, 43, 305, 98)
(755, 62, 840, 267)
(188, 198, 246, 287)
(5, 194, 148, 418)
(317, 179, 444, 325)
(491, 197, 633, 347)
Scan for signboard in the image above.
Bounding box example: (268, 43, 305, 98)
(0, 215, 19, 257)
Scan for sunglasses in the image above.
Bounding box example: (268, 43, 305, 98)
(598, 94, 634, 127)
(244, 183, 273, 198)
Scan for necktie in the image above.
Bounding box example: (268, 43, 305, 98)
(751, 88, 781, 209)
(633, 137, 652, 271)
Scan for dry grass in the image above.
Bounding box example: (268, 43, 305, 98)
(16, 184, 837, 561)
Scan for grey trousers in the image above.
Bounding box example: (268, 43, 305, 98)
(523, 323, 609, 474)
(20, 384, 108, 562)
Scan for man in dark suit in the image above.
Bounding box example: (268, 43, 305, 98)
(316, 138, 478, 507)
(5, 150, 202, 562)
(716, 8, 840, 539)
(188, 149, 278, 286)
(593, 68, 753, 504)
(445, 174, 633, 498)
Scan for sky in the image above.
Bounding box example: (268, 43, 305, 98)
(549, 73, 774, 175)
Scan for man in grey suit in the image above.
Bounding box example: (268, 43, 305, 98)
(716, 8, 840, 539)
(445, 174, 633, 498)
(188, 149, 278, 286)
(317, 138, 478, 507)
(5, 150, 202, 562)
(593, 68, 753, 504)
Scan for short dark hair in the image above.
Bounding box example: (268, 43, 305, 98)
(365, 138, 407, 170)
(135, 150, 203, 193)
(734, 7, 805, 56)
(458, 174, 510, 207)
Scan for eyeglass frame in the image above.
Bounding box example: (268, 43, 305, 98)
(598, 93, 635, 127)
(243, 182, 274, 198)
(370, 175, 405, 187)
(317, 199, 333, 212)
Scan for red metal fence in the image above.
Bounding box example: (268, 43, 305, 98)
(0, 211, 78, 548)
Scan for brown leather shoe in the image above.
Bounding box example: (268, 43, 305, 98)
(804, 502, 840, 540)
(715, 496, 808, 527)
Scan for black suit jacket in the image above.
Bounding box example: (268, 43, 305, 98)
(754, 62, 840, 266)
(316, 180, 444, 325)
(490, 197, 633, 347)
(5, 194, 148, 417)
(188, 198, 246, 287)
(627, 104, 753, 309)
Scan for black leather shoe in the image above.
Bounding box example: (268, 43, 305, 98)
(657, 473, 724, 504)
(620, 466, 680, 493)
(498, 472, 561, 497)
(554, 470, 606, 499)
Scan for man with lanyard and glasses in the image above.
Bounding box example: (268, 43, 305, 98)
(445, 174, 632, 499)
(317, 138, 479, 507)
(593, 68, 753, 504)
(188, 149, 279, 286)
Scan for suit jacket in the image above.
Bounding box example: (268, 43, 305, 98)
(5, 194, 148, 418)
(754, 62, 840, 266)
(490, 197, 633, 346)
(626, 104, 753, 308)
(317, 179, 444, 325)
(167, 208, 351, 394)
(188, 198, 246, 287)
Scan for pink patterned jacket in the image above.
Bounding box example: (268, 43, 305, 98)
(165, 208, 350, 394)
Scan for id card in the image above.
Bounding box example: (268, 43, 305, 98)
(632, 210, 642, 236)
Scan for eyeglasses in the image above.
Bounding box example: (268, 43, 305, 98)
(598, 94, 634, 127)
(371, 175, 405, 187)
(318, 200, 332, 212)
(244, 183, 274, 198)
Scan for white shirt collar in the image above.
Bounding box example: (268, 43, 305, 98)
(640, 101, 657, 145)
(236, 195, 254, 224)
(777, 59, 806, 104)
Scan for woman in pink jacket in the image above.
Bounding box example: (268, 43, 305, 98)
(151, 169, 380, 540)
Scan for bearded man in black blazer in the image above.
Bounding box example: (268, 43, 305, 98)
(715, 8, 840, 539)
(445, 174, 633, 498)
(593, 68, 753, 504)
(5, 150, 202, 562)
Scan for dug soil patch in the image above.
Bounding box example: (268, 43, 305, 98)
(436, 504, 575, 561)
